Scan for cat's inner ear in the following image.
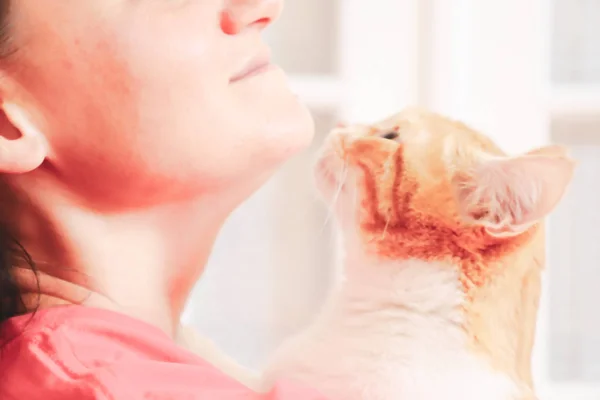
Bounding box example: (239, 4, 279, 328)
(452, 145, 575, 237)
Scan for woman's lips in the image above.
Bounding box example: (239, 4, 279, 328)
(230, 53, 273, 83)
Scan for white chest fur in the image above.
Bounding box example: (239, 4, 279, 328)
(260, 258, 521, 400)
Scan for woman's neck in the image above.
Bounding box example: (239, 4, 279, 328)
(8, 187, 233, 338)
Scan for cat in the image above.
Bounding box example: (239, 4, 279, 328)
(250, 108, 576, 400)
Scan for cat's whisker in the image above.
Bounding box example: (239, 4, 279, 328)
(381, 216, 391, 239)
(379, 152, 397, 239)
(318, 162, 348, 235)
(352, 173, 359, 211)
(337, 162, 348, 196)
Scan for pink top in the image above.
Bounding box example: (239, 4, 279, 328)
(0, 306, 327, 400)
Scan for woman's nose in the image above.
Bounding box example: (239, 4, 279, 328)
(221, 0, 283, 35)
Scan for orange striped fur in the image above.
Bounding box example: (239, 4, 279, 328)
(260, 108, 574, 400)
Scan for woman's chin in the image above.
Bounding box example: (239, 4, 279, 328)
(257, 107, 316, 165)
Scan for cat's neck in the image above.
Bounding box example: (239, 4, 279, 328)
(336, 245, 467, 341)
(337, 231, 465, 314)
(335, 232, 541, 390)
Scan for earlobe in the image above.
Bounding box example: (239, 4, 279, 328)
(0, 102, 48, 174)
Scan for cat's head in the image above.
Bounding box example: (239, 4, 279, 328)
(315, 107, 575, 263)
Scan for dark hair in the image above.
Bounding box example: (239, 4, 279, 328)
(0, 1, 39, 328)
(0, 229, 36, 324)
(0, 0, 9, 56)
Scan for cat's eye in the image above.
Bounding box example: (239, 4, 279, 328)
(380, 131, 399, 140)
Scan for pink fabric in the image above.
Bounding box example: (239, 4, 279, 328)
(0, 306, 328, 400)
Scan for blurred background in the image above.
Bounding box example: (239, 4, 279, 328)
(182, 1, 600, 399)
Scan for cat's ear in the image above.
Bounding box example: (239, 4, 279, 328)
(453, 145, 575, 237)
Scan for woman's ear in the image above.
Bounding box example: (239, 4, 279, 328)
(452, 145, 576, 237)
(0, 102, 48, 174)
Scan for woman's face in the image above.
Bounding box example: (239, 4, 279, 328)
(3, 0, 313, 210)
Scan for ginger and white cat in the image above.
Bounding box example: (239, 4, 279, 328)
(180, 108, 575, 400)
(253, 108, 575, 400)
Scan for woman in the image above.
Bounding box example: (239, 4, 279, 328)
(0, 0, 326, 398)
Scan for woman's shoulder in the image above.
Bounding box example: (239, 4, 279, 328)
(1, 305, 202, 366)
(0, 306, 251, 399)
(0, 306, 328, 400)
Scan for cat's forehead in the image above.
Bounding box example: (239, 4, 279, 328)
(371, 108, 425, 131)
(342, 108, 438, 137)
(339, 108, 504, 165)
